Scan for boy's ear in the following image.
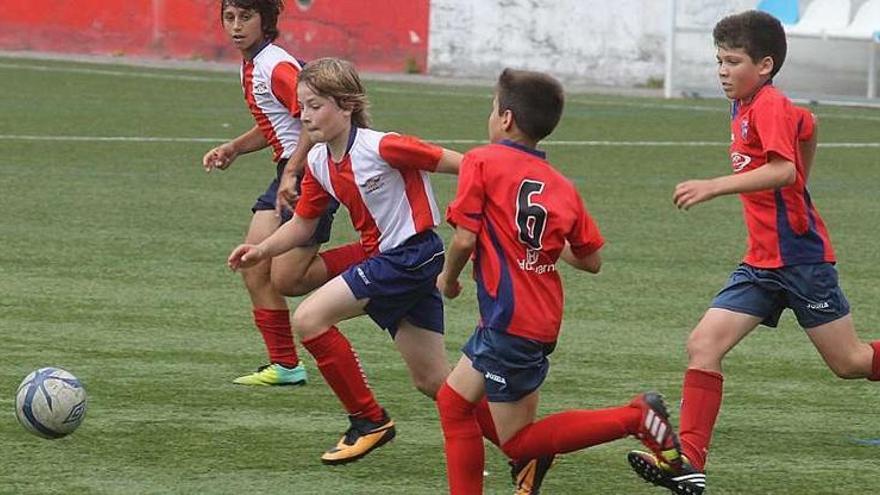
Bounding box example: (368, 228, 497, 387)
(758, 56, 775, 77)
(501, 109, 515, 132)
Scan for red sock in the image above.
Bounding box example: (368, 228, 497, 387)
(473, 397, 500, 446)
(436, 384, 484, 495)
(301, 327, 384, 422)
(869, 341, 880, 381)
(319, 242, 368, 279)
(500, 406, 640, 460)
(252, 308, 298, 368)
(679, 368, 724, 471)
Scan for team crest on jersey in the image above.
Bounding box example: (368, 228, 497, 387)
(360, 175, 383, 194)
(740, 118, 749, 140)
(253, 81, 269, 95)
(730, 152, 752, 172)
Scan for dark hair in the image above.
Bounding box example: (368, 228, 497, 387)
(221, 0, 285, 42)
(713, 10, 787, 78)
(299, 58, 372, 128)
(495, 68, 564, 141)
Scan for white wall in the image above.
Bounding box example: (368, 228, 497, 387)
(428, 0, 870, 98)
(428, 0, 752, 86)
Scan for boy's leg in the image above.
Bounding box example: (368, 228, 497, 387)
(628, 308, 760, 495)
(805, 315, 880, 379)
(494, 393, 676, 460)
(293, 276, 392, 464)
(437, 356, 488, 495)
(235, 211, 304, 385)
(271, 241, 368, 297)
(680, 308, 760, 470)
(393, 319, 450, 399)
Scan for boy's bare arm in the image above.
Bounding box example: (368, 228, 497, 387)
(203, 126, 268, 172)
(673, 158, 796, 210)
(560, 243, 602, 273)
(800, 113, 818, 182)
(276, 131, 314, 214)
(227, 215, 319, 271)
(437, 227, 476, 298)
(230, 125, 270, 155)
(434, 149, 464, 175)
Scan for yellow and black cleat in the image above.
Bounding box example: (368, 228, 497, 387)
(511, 455, 555, 495)
(321, 410, 396, 465)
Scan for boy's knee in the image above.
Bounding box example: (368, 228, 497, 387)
(828, 359, 868, 379)
(291, 306, 323, 340)
(240, 262, 271, 291)
(413, 372, 445, 399)
(271, 271, 311, 297)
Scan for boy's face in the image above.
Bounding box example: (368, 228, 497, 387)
(222, 6, 263, 54)
(716, 46, 774, 100)
(297, 83, 352, 145)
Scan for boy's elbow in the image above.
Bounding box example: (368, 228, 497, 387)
(781, 163, 797, 186)
(453, 231, 477, 251)
(572, 251, 601, 273)
(584, 259, 602, 274)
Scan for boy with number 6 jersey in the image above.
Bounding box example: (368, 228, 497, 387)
(435, 68, 684, 494)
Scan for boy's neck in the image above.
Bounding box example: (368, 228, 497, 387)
(739, 78, 773, 105)
(242, 38, 270, 61)
(500, 139, 546, 158)
(327, 123, 356, 163)
(495, 134, 538, 150)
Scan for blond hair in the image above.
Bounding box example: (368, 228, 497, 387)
(299, 58, 371, 128)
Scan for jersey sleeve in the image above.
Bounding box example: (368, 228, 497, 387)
(567, 192, 605, 259)
(378, 134, 443, 172)
(271, 62, 301, 116)
(294, 165, 331, 219)
(445, 152, 485, 233)
(753, 98, 798, 163)
(794, 106, 815, 142)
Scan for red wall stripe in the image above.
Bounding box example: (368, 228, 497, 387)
(0, 0, 429, 73)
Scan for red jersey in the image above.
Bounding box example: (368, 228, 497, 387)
(295, 127, 443, 255)
(447, 140, 604, 343)
(730, 84, 835, 268)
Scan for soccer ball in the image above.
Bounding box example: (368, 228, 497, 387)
(15, 367, 88, 439)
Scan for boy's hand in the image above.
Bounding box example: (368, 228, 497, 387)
(673, 179, 718, 210)
(227, 244, 267, 271)
(203, 142, 238, 172)
(275, 169, 302, 217)
(437, 272, 462, 299)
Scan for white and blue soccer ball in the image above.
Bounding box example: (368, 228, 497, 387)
(15, 367, 88, 439)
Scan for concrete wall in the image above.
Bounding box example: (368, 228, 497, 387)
(428, 0, 751, 86)
(428, 0, 872, 98)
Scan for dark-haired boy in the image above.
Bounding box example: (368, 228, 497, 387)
(203, 0, 365, 386)
(628, 10, 880, 495)
(435, 68, 683, 494)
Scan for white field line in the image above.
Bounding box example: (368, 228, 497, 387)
(0, 134, 877, 148)
(3, 61, 880, 123)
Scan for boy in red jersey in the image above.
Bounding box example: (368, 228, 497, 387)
(628, 11, 880, 495)
(204, 1, 365, 387)
(435, 68, 684, 494)
(228, 58, 513, 467)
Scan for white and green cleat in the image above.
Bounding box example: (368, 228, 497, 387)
(233, 363, 307, 386)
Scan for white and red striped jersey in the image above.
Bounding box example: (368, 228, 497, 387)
(295, 128, 443, 255)
(240, 43, 303, 162)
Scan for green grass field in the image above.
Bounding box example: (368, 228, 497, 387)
(1, 56, 879, 494)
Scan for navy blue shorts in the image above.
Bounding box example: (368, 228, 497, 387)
(462, 327, 557, 403)
(711, 262, 850, 329)
(341, 231, 445, 337)
(252, 159, 338, 246)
